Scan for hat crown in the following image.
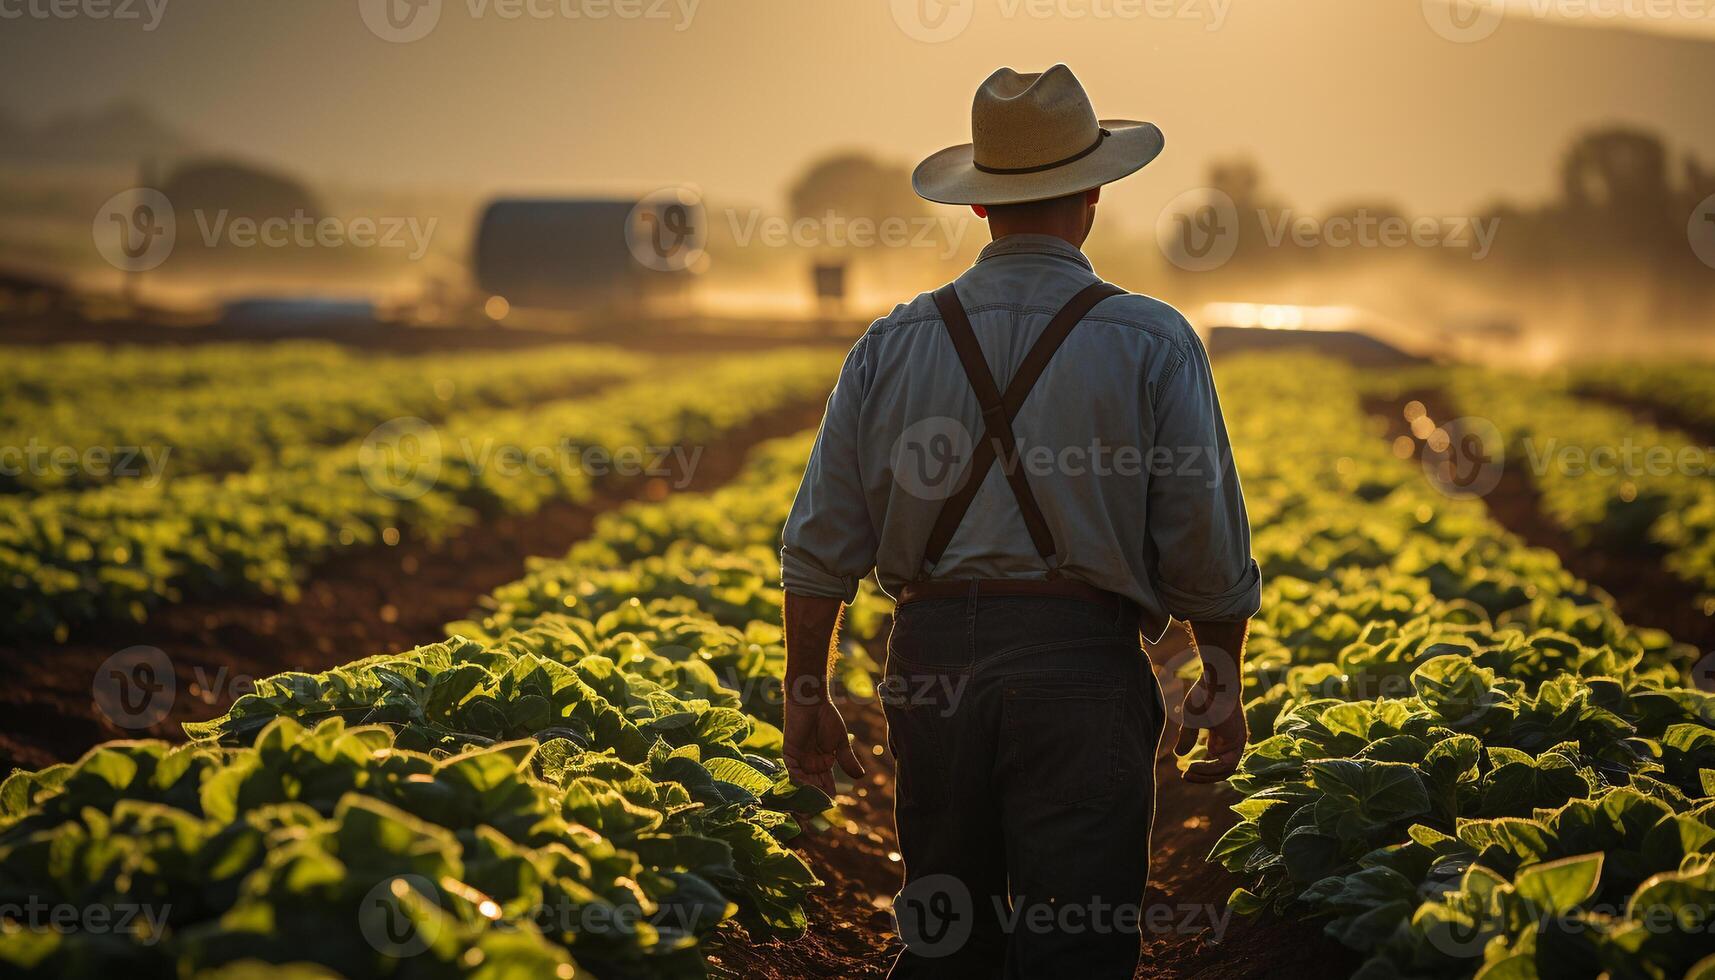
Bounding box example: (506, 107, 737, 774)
(970, 64, 1102, 172)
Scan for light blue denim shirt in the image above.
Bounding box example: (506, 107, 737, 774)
(781, 234, 1261, 638)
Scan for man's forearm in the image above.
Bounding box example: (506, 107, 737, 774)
(783, 591, 845, 706)
(1187, 618, 1249, 689)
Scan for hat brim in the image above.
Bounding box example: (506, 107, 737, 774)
(911, 120, 1164, 206)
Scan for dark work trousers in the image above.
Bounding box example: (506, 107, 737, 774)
(882, 594, 1167, 980)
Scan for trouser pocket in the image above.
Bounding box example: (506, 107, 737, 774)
(999, 674, 1123, 807)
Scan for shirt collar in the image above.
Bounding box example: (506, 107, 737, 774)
(975, 233, 1094, 272)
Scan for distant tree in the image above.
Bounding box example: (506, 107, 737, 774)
(1557, 128, 1675, 263)
(786, 152, 927, 256)
(0, 101, 193, 167)
(1685, 154, 1715, 205)
(1208, 158, 1266, 217)
(162, 158, 323, 227)
(1560, 128, 1670, 214)
(1205, 156, 1286, 268)
(157, 158, 330, 271)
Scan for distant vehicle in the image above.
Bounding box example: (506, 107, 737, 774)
(1198, 301, 1435, 366)
(219, 297, 379, 331)
(472, 197, 700, 319)
(811, 261, 847, 308)
(1442, 313, 1522, 341)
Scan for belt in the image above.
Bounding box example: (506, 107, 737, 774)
(896, 578, 1140, 623)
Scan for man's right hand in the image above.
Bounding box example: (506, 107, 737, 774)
(1163, 618, 1251, 784)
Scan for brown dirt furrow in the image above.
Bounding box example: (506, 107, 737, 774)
(1363, 389, 1715, 657)
(0, 402, 828, 772)
(1571, 385, 1715, 452)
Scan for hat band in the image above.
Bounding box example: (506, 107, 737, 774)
(972, 128, 1111, 176)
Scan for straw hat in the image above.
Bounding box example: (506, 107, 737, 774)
(912, 64, 1164, 206)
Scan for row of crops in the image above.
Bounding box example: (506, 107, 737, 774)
(0, 433, 888, 978)
(1, 348, 841, 640)
(1431, 367, 1715, 603)
(1215, 357, 1715, 979)
(1572, 365, 1715, 437)
(0, 344, 653, 493)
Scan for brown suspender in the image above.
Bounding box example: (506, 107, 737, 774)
(917, 280, 1127, 581)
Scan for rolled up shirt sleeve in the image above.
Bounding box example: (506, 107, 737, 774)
(1145, 336, 1262, 623)
(781, 333, 878, 602)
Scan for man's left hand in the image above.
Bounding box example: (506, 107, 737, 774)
(1173, 673, 1249, 784)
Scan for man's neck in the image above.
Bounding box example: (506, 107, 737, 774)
(988, 227, 1086, 248)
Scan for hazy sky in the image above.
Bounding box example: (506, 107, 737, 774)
(2, 0, 1712, 232)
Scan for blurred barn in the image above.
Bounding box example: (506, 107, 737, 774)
(472, 197, 700, 321)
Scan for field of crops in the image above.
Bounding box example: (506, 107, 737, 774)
(1, 341, 1712, 979)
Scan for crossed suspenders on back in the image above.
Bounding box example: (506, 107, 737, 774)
(915, 280, 1128, 582)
